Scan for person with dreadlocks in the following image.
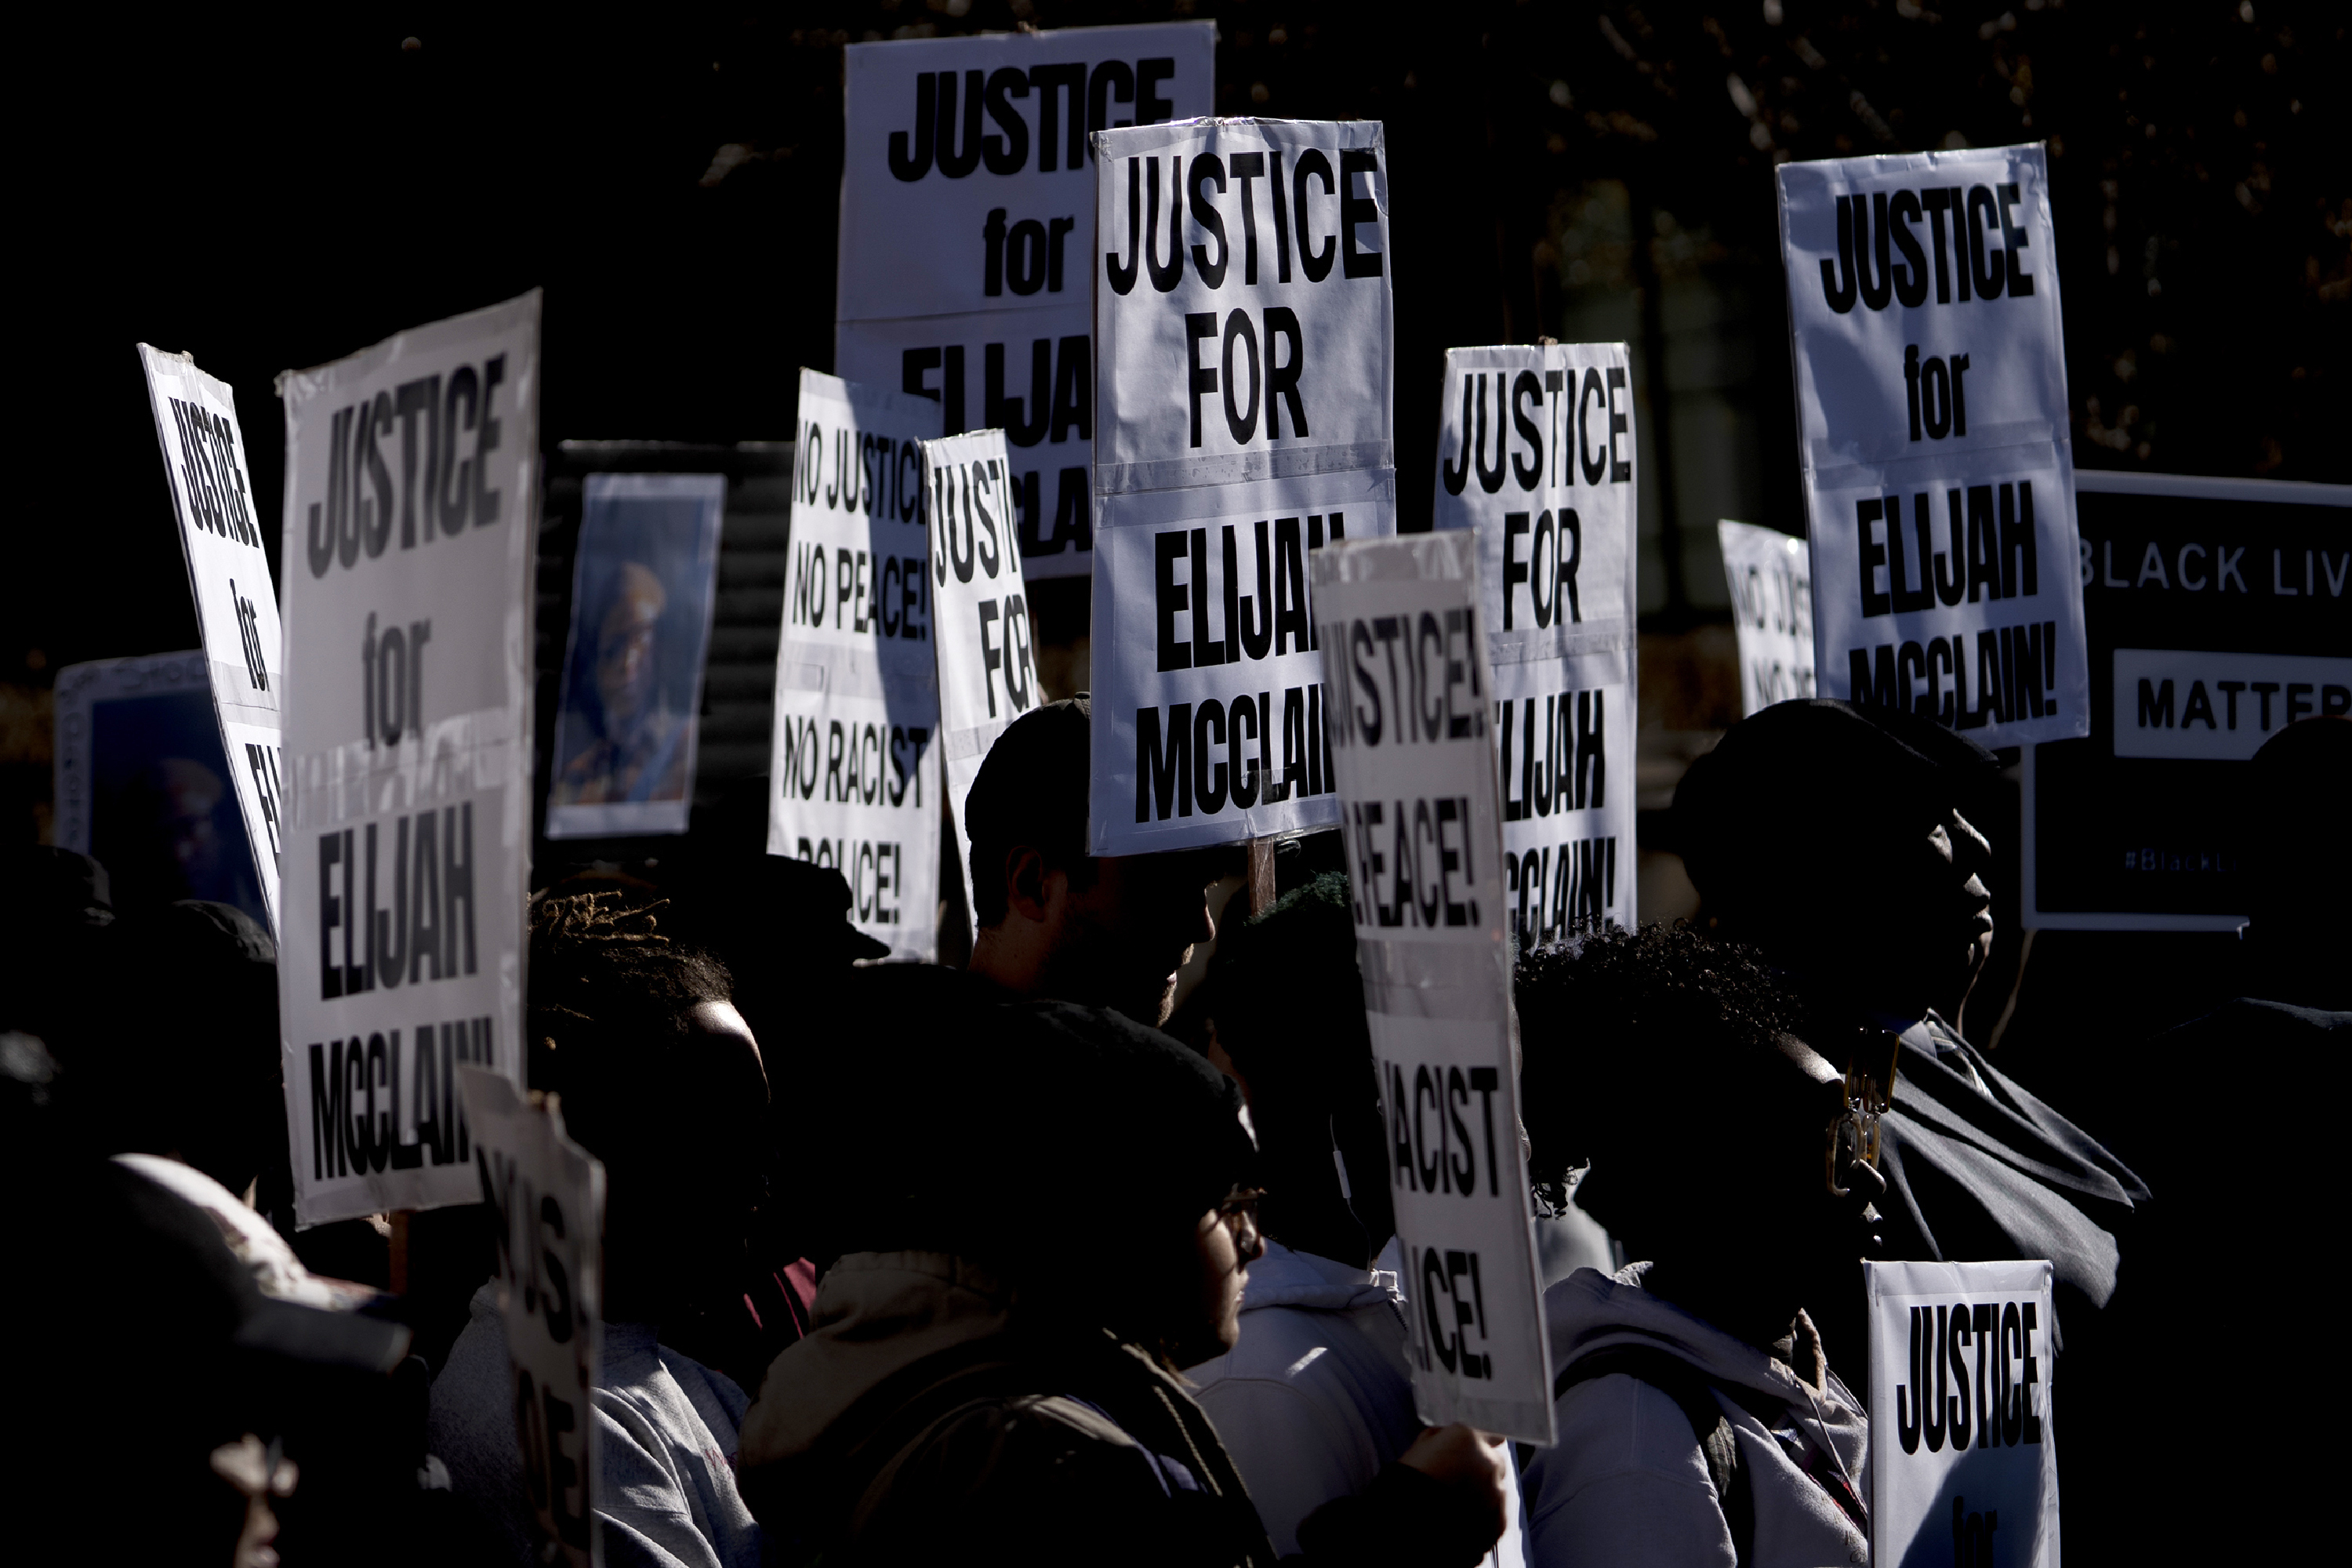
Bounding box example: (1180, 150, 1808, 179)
(430, 892, 771, 1568)
(1515, 925, 1883, 1568)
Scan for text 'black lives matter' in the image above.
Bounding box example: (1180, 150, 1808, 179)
(303, 357, 507, 577)
(308, 1016, 494, 1179)
(1893, 1299, 2046, 1455)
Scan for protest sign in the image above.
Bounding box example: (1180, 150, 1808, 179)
(1778, 145, 2089, 749)
(837, 23, 1214, 581)
(1718, 520, 1817, 717)
(1090, 118, 1398, 856)
(1313, 531, 1555, 1445)
(546, 474, 726, 840)
(768, 369, 944, 961)
(459, 1066, 605, 1568)
(275, 291, 540, 1226)
(53, 651, 270, 927)
(1866, 1258, 2059, 1567)
(2024, 471, 2350, 931)
(923, 428, 1044, 917)
(1432, 343, 1638, 942)
(136, 346, 288, 931)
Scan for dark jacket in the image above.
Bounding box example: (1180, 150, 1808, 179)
(737, 1251, 1494, 1568)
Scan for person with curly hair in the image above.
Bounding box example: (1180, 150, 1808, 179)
(429, 892, 771, 1568)
(1514, 924, 1883, 1568)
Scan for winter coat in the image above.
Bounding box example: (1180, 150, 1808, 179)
(738, 1250, 1498, 1568)
(1524, 1265, 1871, 1568)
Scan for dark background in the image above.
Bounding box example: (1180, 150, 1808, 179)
(9, 0, 2345, 846)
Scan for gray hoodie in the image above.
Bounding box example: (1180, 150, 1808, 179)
(1523, 1265, 1871, 1568)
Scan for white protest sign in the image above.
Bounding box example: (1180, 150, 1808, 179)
(276, 291, 539, 1225)
(1866, 1258, 2059, 1567)
(459, 1067, 605, 1568)
(1313, 531, 1555, 1445)
(923, 428, 1044, 917)
(1432, 343, 1637, 942)
(1717, 519, 1817, 717)
(1779, 145, 2089, 748)
(1090, 118, 1399, 855)
(136, 346, 288, 931)
(767, 369, 944, 961)
(837, 24, 1214, 581)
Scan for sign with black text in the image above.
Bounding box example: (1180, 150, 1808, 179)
(1313, 531, 1554, 1445)
(768, 370, 944, 961)
(460, 1067, 605, 1568)
(1719, 519, 1817, 716)
(1778, 145, 2088, 748)
(924, 429, 1044, 916)
(2024, 471, 2350, 930)
(276, 292, 540, 1225)
(137, 345, 287, 931)
(1433, 343, 1638, 942)
(1090, 117, 1398, 855)
(837, 24, 1215, 580)
(1866, 1258, 2058, 1568)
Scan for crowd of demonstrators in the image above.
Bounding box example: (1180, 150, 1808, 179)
(7, 697, 2344, 1564)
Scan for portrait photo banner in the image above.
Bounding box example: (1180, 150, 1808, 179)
(767, 368, 944, 962)
(1310, 530, 1555, 1446)
(137, 344, 288, 931)
(1432, 342, 1639, 942)
(1865, 1258, 2059, 1568)
(546, 474, 725, 840)
(1778, 144, 2089, 749)
(838, 22, 1214, 580)
(275, 289, 541, 1226)
(52, 651, 271, 931)
(1719, 519, 1817, 717)
(923, 428, 1044, 917)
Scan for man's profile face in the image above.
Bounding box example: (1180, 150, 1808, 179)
(1054, 851, 1221, 1025)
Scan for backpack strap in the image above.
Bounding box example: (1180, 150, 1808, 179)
(1555, 1346, 1754, 1568)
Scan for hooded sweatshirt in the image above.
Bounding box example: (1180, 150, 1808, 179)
(1523, 1265, 1870, 1568)
(430, 1283, 764, 1568)
(1189, 1242, 1530, 1566)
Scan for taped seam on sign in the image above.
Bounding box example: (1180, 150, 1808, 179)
(1484, 624, 1639, 670)
(1094, 441, 1400, 497)
(1809, 417, 2072, 476)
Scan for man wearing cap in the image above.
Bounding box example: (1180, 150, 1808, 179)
(962, 696, 1225, 1028)
(1671, 698, 2147, 1367)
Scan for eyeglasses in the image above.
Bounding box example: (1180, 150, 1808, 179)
(1218, 1187, 1267, 1265)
